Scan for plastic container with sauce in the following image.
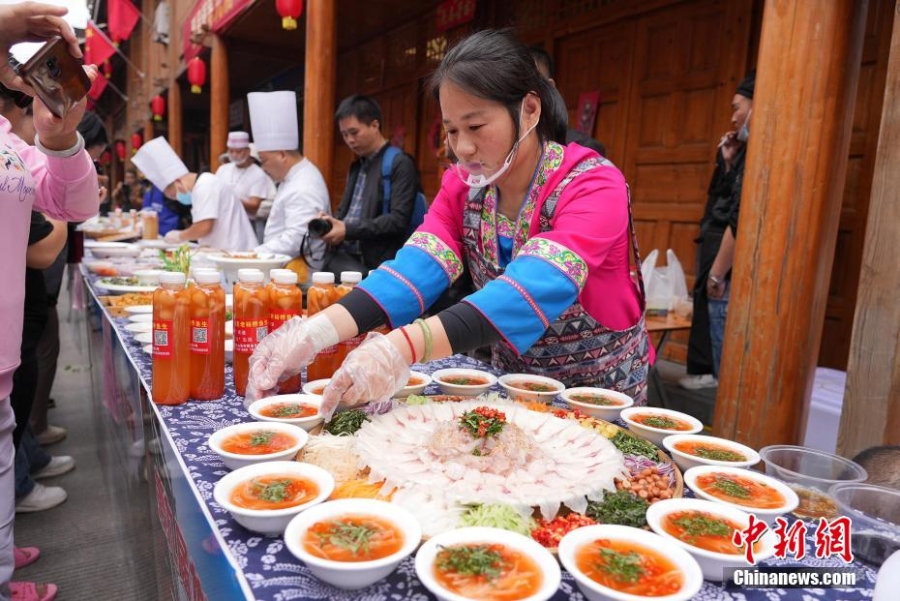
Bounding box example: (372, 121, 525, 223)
(152, 272, 190, 405)
(333, 271, 363, 368)
(306, 272, 339, 381)
(233, 268, 269, 397)
(189, 269, 226, 400)
(266, 269, 303, 393)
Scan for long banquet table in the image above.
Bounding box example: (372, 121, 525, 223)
(80, 268, 879, 601)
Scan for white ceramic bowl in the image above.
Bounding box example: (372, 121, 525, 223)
(124, 304, 154, 314)
(142, 344, 152, 355)
(302, 379, 331, 397)
(83, 259, 117, 276)
(133, 269, 163, 285)
(558, 524, 703, 601)
(87, 242, 142, 259)
(134, 332, 152, 344)
(285, 499, 422, 590)
(207, 253, 292, 289)
(431, 368, 497, 396)
(498, 373, 565, 403)
(621, 407, 704, 446)
(128, 313, 153, 323)
(213, 461, 334, 535)
(416, 526, 560, 601)
(684, 466, 799, 525)
(663, 434, 760, 472)
(248, 394, 324, 431)
(560, 387, 635, 421)
(124, 322, 152, 333)
(646, 498, 777, 581)
(396, 371, 431, 398)
(208, 421, 308, 471)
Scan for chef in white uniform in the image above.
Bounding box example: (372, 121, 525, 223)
(248, 91, 330, 271)
(132, 137, 257, 251)
(215, 131, 273, 228)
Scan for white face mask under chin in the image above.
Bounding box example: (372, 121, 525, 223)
(452, 112, 539, 189)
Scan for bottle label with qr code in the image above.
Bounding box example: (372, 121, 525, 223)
(153, 320, 173, 358)
(191, 318, 210, 354)
(234, 319, 268, 354)
(268, 310, 300, 333)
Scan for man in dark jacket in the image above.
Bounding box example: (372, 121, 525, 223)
(317, 94, 420, 275)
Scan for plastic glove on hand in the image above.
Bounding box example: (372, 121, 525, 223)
(163, 230, 182, 244)
(321, 332, 410, 421)
(244, 316, 329, 407)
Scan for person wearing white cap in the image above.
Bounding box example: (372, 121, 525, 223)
(248, 91, 330, 272)
(215, 131, 274, 231)
(132, 137, 257, 251)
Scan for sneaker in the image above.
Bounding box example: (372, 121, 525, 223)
(10, 581, 58, 601)
(13, 546, 40, 570)
(15, 483, 67, 513)
(34, 425, 67, 446)
(678, 374, 719, 389)
(32, 456, 76, 480)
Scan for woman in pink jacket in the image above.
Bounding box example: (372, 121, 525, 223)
(0, 4, 100, 600)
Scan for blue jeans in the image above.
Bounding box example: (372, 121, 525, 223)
(14, 426, 51, 501)
(708, 280, 730, 378)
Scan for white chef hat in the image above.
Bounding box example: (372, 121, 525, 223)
(248, 91, 298, 152)
(131, 137, 189, 192)
(227, 131, 250, 149)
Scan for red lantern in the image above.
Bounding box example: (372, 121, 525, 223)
(131, 132, 143, 153)
(115, 140, 126, 161)
(187, 56, 206, 94)
(276, 0, 303, 30)
(151, 95, 166, 121)
(99, 149, 112, 167)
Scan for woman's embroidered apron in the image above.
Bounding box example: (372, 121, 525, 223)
(461, 156, 650, 405)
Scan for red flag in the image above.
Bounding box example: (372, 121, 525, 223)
(88, 72, 108, 101)
(108, 0, 142, 43)
(85, 23, 115, 66)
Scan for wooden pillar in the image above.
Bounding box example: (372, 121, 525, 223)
(303, 0, 336, 186)
(168, 82, 183, 156)
(838, 3, 900, 457)
(713, 0, 868, 448)
(210, 34, 229, 172)
(143, 119, 154, 145)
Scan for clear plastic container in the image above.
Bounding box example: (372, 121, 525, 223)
(830, 483, 900, 565)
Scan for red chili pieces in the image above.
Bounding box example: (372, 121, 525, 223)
(460, 406, 508, 440)
(531, 513, 597, 548)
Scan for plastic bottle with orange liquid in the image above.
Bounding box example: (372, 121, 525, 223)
(233, 268, 269, 397)
(306, 272, 340, 381)
(333, 271, 363, 368)
(152, 272, 190, 405)
(189, 269, 226, 400)
(266, 269, 303, 393)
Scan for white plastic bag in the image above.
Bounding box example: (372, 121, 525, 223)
(641, 249, 688, 315)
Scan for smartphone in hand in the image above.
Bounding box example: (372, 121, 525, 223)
(18, 37, 90, 119)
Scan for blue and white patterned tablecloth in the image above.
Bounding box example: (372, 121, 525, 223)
(90, 276, 878, 601)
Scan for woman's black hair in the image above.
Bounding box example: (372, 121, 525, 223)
(77, 111, 109, 149)
(427, 29, 567, 145)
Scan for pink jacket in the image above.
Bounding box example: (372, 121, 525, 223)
(0, 116, 99, 399)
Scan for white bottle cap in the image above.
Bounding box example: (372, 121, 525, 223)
(194, 270, 222, 285)
(312, 272, 335, 285)
(340, 271, 362, 285)
(272, 270, 298, 285)
(237, 268, 264, 283)
(269, 268, 291, 280)
(158, 272, 186, 286)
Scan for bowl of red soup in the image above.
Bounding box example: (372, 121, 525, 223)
(248, 394, 324, 431)
(431, 368, 497, 396)
(684, 466, 799, 524)
(561, 387, 634, 421)
(621, 408, 703, 446)
(415, 526, 561, 601)
(498, 374, 565, 403)
(646, 498, 777, 581)
(663, 434, 760, 472)
(213, 460, 334, 535)
(396, 371, 431, 398)
(558, 524, 702, 601)
(302, 378, 331, 398)
(208, 421, 308, 470)
(284, 498, 422, 590)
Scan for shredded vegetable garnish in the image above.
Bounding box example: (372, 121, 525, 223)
(459, 504, 536, 536)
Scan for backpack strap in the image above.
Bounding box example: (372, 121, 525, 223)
(381, 145, 401, 214)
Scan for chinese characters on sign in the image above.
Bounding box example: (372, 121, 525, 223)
(733, 515, 853, 564)
(436, 0, 476, 33)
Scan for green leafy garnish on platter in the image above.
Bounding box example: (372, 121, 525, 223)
(586, 490, 650, 529)
(324, 410, 370, 436)
(609, 431, 659, 460)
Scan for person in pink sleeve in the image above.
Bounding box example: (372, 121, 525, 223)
(244, 30, 650, 418)
(0, 4, 100, 600)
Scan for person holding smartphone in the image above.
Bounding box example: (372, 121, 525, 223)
(0, 5, 101, 600)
